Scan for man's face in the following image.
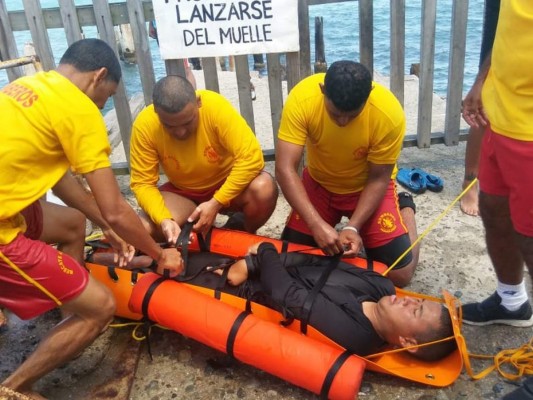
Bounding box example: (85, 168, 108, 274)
(155, 100, 200, 140)
(323, 96, 364, 127)
(90, 79, 118, 110)
(376, 295, 443, 342)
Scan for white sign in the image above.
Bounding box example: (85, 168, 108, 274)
(152, 0, 299, 59)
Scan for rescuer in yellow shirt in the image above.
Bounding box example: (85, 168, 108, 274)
(130, 75, 278, 242)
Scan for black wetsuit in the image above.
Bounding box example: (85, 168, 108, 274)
(186, 242, 395, 356)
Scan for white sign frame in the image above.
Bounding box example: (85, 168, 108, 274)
(152, 0, 300, 60)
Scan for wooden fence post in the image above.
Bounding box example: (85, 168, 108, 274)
(314, 16, 327, 73)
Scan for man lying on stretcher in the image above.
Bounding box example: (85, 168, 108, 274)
(91, 241, 456, 360)
(207, 242, 456, 361)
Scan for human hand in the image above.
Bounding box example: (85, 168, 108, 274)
(311, 222, 344, 256)
(160, 218, 181, 246)
(101, 228, 135, 267)
(155, 248, 184, 278)
(338, 227, 364, 256)
(188, 199, 222, 237)
(208, 259, 248, 286)
(461, 81, 488, 128)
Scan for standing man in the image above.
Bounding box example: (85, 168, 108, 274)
(130, 75, 278, 243)
(276, 60, 419, 288)
(461, 1, 533, 327)
(0, 39, 183, 399)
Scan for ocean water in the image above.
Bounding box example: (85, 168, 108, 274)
(1, 0, 484, 104)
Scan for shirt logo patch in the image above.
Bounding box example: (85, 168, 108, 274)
(57, 252, 74, 275)
(163, 155, 180, 170)
(377, 212, 396, 233)
(204, 146, 221, 163)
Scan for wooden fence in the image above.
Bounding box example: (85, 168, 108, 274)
(0, 0, 472, 174)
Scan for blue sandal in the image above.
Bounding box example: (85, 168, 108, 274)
(396, 168, 427, 194)
(413, 168, 444, 192)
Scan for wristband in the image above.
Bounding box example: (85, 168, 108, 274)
(341, 226, 359, 234)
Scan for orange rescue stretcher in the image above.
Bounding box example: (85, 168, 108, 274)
(86, 228, 464, 400)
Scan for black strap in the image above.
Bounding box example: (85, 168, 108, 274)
(214, 266, 230, 299)
(226, 311, 250, 358)
(197, 229, 210, 252)
(141, 276, 166, 318)
(175, 221, 194, 278)
(107, 266, 119, 282)
(85, 240, 112, 249)
(300, 253, 341, 335)
(320, 350, 352, 399)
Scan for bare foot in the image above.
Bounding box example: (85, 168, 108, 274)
(460, 180, 479, 216)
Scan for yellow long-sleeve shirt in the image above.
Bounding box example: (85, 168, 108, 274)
(130, 90, 264, 225)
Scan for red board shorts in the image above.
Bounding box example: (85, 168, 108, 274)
(20, 200, 43, 240)
(0, 233, 89, 320)
(286, 168, 408, 249)
(479, 127, 533, 236)
(159, 180, 225, 205)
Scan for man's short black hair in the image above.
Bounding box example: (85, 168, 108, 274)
(412, 304, 457, 361)
(153, 75, 196, 113)
(59, 38, 121, 84)
(323, 60, 372, 112)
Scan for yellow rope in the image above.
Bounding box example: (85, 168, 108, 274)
(382, 178, 478, 276)
(0, 250, 62, 306)
(85, 232, 104, 242)
(461, 338, 533, 381)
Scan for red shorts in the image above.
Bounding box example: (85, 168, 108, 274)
(479, 127, 533, 236)
(286, 169, 407, 248)
(159, 180, 225, 205)
(20, 200, 43, 240)
(0, 233, 88, 320)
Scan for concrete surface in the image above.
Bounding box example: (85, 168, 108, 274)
(1, 144, 533, 400)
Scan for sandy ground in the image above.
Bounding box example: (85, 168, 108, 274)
(1, 71, 532, 399)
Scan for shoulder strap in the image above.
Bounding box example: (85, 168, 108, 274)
(300, 253, 342, 335)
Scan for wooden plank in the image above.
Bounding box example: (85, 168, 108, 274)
(202, 57, 220, 93)
(389, 0, 405, 106)
(286, 52, 300, 92)
(164, 59, 185, 77)
(266, 53, 284, 149)
(313, 16, 327, 73)
(8, 2, 155, 31)
(58, 0, 83, 45)
(93, 0, 133, 164)
(234, 55, 255, 133)
(403, 130, 469, 148)
(126, 0, 155, 106)
(416, 0, 437, 148)
(444, 0, 468, 146)
(22, 0, 55, 71)
(359, 0, 373, 76)
(0, 0, 21, 81)
(298, 0, 312, 79)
